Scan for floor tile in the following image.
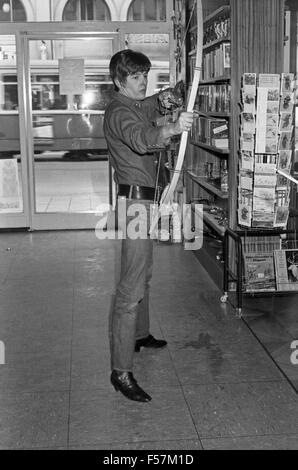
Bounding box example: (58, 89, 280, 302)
(69, 439, 203, 450)
(201, 434, 298, 450)
(70, 346, 111, 391)
(184, 381, 298, 439)
(0, 391, 69, 449)
(169, 338, 283, 385)
(69, 387, 198, 447)
(0, 349, 71, 392)
(1, 230, 298, 450)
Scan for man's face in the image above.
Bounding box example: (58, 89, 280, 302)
(118, 71, 148, 100)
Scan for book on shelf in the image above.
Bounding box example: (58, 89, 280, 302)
(209, 119, 229, 148)
(202, 42, 230, 80)
(197, 83, 231, 113)
(274, 249, 298, 291)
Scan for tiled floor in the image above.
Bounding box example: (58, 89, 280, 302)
(0, 230, 298, 450)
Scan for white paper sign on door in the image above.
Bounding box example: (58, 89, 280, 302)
(59, 58, 85, 95)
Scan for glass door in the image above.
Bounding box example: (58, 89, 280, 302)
(0, 34, 29, 228)
(24, 32, 118, 230)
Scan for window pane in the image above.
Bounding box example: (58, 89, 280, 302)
(158, 0, 166, 21)
(128, 0, 166, 21)
(145, 0, 157, 21)
(129, 0, 142, 21)
(63, 0, 77, 21)
(12, 0, 27, 21)
(0, 0, 11, 21)
(0, 34, 23, 214)
(86, 0, 94, 20)
(125, 33, 169, 95)
(95, 0, 110, 20)
(80, 0, 86, 20)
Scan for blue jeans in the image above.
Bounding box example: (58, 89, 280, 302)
(111, 198, 153, 371)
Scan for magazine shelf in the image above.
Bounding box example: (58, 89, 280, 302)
(203, 37, 231, 51)
(186, 1, 231, 248)
(200, 77, 230, 85)
(221, 227, 298, 316)
(198, 111, 230, 119)
(188, 170, 229, 198)
(203, 5, 230, 27)
(184, 0, 285, 295)
(192, 202, 226, 237)
(190, 141, 229, 154)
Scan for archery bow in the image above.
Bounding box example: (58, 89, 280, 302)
(149, 0, 203, 236)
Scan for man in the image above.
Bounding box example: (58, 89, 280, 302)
(104, 49, 194, 403)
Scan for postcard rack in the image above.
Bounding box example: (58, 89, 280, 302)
(221, 226, 298, 316)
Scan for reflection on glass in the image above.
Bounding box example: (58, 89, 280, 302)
(30, 73, 113, 111)
(29, 37, 114, 214)
(124, 33, 169, 95)
(0, 0, 27, 22)
(128, 0, 166, 21)
(0, 34, 23, 214)
(63, 0, 111, 21)
(34, 148, 109, 213)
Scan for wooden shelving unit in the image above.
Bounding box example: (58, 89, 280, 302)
(190, 141, 229, 154)
(183, 0, 285, 287)
(188, 171, 229, 199)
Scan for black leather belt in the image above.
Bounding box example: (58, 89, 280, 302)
(118, 184, 156, 201)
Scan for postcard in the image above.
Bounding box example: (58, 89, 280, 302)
(242, 91, 256, 113)
(276, 174, 290, 190)
(254, 174, 277, 187)
(267, 101, 280, 114)
(279, 112, 293, 131)
(238, 203, 252, 227)
(240, 151, 255, 171)
(279, 131, 293, 151)
(277, 150, 292, 172)
(274, 207, 289, 228)
(258, 74, 280, 89)
(243, 73, 257, 95)
(266, 114, 279, 127)
(267, 88, 280, 101)
(265, 139, 278, 154)
(281, 73, 295, 93)
(280, 92, 294, 112)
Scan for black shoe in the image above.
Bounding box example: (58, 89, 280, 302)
(135, 334, 167, 352)
(110, 370, 152, 403)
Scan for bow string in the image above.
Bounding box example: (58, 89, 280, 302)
(150, 0, 203, 236)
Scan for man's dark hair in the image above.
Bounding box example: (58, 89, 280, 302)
(109, 49, 151, 90)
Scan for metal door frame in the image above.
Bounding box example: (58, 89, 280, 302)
(21, 29, 119, 230)
(0, 19, 173, 230)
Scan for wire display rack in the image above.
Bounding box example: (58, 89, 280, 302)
(221, 226, 298, 317)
